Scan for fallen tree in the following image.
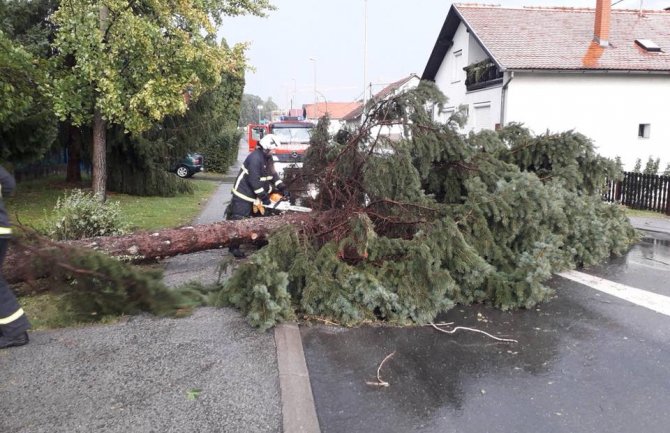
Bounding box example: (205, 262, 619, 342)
(6, 213, 310, 285)
(10, 83, 638, 330)
(210, 83, 638, 330)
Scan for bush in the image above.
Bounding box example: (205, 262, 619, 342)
(197, 128, 241, 173)
(45, 189, 128, 240)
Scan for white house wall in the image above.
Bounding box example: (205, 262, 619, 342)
(433, 23, 501, 132)
(368, 76, 421, 140)
(506, 73, 670, 170)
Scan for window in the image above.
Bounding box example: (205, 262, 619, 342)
(441, 107, 455, 123)
(251, 127, 265, 141)
(474, 102, 492, 130)
(638, 124, 651, 139)
(451, 50, 463, 83)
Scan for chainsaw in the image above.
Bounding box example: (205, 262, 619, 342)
(253, 192, 312, 215)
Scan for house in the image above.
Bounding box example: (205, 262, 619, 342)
(303, 101, 362, 133)
(421, 1, 670, 169)
(342, 74, 421, 140)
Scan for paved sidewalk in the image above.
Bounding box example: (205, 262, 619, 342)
(0, 141, 290, 433)
(629, 215, 670, 235)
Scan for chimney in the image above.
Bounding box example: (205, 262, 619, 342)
(593, 0, 611, 47)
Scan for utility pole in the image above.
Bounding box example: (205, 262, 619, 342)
(309, 58, 317, 117)
(362, 0, 368, 120)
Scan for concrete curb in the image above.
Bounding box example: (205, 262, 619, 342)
(275, 323, 321, 433)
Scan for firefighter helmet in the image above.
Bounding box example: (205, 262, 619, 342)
(259, 134, 281, 150)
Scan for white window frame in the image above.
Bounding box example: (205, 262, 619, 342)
(451, 50, 463, 83)
(638, 123, 651, 139)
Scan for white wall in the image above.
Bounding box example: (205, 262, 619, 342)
(506, 73, 670, 170)
(433, 23, 502, 132)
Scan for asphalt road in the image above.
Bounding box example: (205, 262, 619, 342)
(2, 138, 669, 433)
(301, 227, 670, 433)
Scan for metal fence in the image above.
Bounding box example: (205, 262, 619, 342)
(13, 146, 91, 183)
(603, 172, 670, 215)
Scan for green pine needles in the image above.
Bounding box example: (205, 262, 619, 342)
(216, 82, 637, 330)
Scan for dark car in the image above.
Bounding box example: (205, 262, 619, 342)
(172, 153, 204, 178)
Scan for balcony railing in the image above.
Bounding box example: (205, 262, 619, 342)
(464, 60, 503, 91)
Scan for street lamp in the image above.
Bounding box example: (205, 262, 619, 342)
(309, 57, 317, 117)
(257, 104, 263, 123)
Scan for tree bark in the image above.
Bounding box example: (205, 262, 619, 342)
(5, 213, 312, 285)
(91, 6, 109, 200)
(91, 109, 107, 201)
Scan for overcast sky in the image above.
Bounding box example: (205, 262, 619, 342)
(220, 0, 668, 109)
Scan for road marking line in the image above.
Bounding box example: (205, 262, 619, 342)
(557, 270, 670, 317)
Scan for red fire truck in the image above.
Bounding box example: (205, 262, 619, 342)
(247, 116, 315, 175)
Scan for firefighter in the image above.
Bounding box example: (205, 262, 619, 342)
(226, 134, 287, 258)
(0, 165, 30, 349)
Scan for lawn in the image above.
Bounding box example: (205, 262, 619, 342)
(7, 173, 222, 330)
(7, 174, 221, 232)
(622, 207, 670, 220)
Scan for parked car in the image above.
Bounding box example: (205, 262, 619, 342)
(172, 153, 204, 178)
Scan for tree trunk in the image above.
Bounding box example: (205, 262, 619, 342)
(6, 213, 311, 285)
(90, 5, 110, 200)
(66, 124, 82, 183)
(91, 109, 107, 201)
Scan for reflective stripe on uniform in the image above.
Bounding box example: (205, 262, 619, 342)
(254, 187, 264, 194)
(0, 308, 24, 325)
(233, 166, 258, 202)
(260, 176, 273, 182)
(233, 166, 249, 191)
(0, 227, 11, 235)
(232, 189, 256, 202)
(275, 179, 283, 187)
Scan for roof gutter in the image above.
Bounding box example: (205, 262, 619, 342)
(506, 68, 670, 75)
(500, 71, 514, 127)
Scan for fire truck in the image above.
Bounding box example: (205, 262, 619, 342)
(247, 116, 315, 176)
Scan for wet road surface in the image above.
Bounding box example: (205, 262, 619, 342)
(301, 230, 670, 433)
(582, 231, 670, 297)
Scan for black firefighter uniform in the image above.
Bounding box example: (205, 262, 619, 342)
(229, 147, 284, 218)
(0, 165, 31, 338)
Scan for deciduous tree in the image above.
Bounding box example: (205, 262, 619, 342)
(45, 0, 273, 199)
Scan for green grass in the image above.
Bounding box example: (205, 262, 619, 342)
(8, 174, 222, 330)
(622, 207, 670, 220)
(7, 175, 220, 232)
(21, 291, 128, 331)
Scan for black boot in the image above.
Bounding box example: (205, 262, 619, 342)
(229, 246, 246, 259)
(0, 331, 29, 349)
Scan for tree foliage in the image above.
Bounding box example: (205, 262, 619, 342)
(643, 157, 660, 175)
(44, 0, 273, 197)
(13, 227, 202, 322)
(46, 0, 271, 131)
(106, 58, 245, 195)
(214, 82, 637, 330)
(0, 0, 58, 163)
(239, 94, 279, 125)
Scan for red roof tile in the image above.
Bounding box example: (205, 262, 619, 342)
(455, 4, 670, 71)
(342, 74, 419, 121)
(303, 102, 362, 120)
